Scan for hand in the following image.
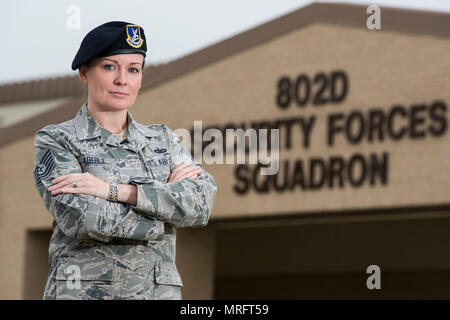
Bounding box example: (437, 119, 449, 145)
(49, 172, 109, 200)
(168, 162, 202, 183)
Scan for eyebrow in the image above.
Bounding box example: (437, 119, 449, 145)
(101, 58, 142, 65)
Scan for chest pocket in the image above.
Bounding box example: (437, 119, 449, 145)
(146, 155, 172, 183)
(81, 155, 119, 183)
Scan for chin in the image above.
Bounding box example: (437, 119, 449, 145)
(105, 97, 135, 111)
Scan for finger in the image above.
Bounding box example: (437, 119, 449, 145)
(186, 172, 201, 180)
(190, 167, 202, 177)
(49, 178, 74, 191)
(52, 174, 74, 184)
(180, 164, 201, 173)
(181, 173, 200, 181)
(49, 174, 82, 191)
(170, 166, 192, 180)
(168, 163, 200, 182)
(194, 166, 203, 173)
(169, 168, 196, 183)
(52, 187, 78, 195)
(51, 183, 75, 194)
(51, 173, 83, 186)
(174, 162, 190, 169)
(172, 162, 191, 175)
(51, 177, 85, 194)
(172, 166, 201, 180)
(176, 170, 202, 181)
(50, 176, 84, 193)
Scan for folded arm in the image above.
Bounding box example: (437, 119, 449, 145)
(33, 129, 164, 242)
(130, 125, 218, 228)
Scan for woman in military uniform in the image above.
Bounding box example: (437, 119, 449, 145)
(32, 21, 217, 300)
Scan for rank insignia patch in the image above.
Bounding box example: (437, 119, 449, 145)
(33, 149, 55, 183)
(126, 25, 144, 48)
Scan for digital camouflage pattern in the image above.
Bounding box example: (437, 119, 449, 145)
(33, 103, 217, 300)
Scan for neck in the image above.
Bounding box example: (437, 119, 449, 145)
(86, 99, 128, 134)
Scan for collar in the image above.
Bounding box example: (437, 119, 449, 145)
(74, 103, 160, 149)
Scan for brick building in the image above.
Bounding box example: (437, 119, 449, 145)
(0, 3, 449, 299)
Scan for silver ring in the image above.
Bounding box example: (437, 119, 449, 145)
(72, 182, 78, 188)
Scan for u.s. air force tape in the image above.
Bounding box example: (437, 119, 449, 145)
(33, 149, 55, 183)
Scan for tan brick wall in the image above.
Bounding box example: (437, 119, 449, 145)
(134, 23, 450, 219)
(0, 136, 52, 299)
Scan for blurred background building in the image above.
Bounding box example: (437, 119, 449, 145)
(0, 2, 450, 299)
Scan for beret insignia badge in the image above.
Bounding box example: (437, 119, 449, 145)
(126, 25, 144, 48)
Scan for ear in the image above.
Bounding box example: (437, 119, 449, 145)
(78, 65, 88, 84)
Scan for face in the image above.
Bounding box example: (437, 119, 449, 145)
(79, 53, 144, 111)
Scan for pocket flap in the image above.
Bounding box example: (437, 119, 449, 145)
(154, 261, 183, 286)
(55, 257, 113, 281)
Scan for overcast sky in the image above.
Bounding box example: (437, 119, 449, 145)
(0, 0, 449, 85)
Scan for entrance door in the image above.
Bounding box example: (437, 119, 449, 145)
(214, 212, 450, 299)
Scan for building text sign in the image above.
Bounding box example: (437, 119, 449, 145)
(188, 70, 448, 206)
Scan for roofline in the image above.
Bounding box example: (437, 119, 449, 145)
(0, 96, 84, 146)
(1, 2, 449, 147)
(139, 2, 450, 90)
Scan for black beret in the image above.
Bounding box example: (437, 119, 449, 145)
(71, 21, 147, 70)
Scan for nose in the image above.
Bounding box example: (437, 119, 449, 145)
(114, 68, 128, 86)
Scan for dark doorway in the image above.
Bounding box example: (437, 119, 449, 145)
(23, 229, 52, 300)
(214, 214, 450, 299)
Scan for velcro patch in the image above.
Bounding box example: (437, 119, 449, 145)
(146, 156, 170, 167)
(154, 148, 167, 154)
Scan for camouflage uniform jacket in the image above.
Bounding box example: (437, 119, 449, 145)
(32, 103, 217, 299)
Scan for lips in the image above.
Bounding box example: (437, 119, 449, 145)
(109, 91, 129, 97)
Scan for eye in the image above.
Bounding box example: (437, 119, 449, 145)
(103, 64, 115, 70)
(129, 67, 140, 73)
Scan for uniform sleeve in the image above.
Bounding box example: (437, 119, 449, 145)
(33, 129, 164, 242)
(130, 125, 218, 228)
